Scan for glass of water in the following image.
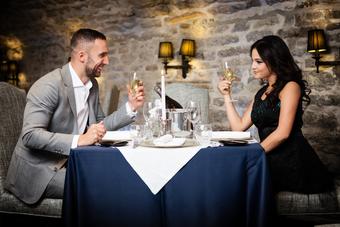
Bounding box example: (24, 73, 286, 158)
(194, 123, 212, 146)
(129, 124, 145, 147)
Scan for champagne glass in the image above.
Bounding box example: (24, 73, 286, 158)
(221, 61, 239, 102)
(129, 72, 142, 96)
(223, 61, 238, 82)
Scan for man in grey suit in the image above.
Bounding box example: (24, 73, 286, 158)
(5, 28, 145, 204)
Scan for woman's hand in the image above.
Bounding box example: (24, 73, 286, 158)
(218, 77, 232, 96)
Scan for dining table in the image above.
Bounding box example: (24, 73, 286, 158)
(62, 139, 274, 227)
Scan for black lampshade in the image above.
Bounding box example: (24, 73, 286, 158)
(180, 39, 196, 57)
(158, 42, 174, 59)
(307, 29, 327, 53)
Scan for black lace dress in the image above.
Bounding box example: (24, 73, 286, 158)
(251, 85, 333, 193)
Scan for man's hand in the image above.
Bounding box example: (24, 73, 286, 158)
(78, 121, 107, 146)
(127, 82, 145, 112)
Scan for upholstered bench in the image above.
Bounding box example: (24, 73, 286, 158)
(0, 82, 62, 221)
(276, 184, 340, 225)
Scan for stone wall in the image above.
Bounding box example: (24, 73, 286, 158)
(0, 0, 339, 175)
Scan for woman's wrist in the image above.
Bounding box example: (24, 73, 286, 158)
(224, 95, 233, 103)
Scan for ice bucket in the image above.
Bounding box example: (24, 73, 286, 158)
(167, 109, 191, 137)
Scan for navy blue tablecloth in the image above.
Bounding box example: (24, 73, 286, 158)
(62, 143, 273, 227)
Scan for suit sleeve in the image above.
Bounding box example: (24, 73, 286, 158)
(103, 104, 135, 130)
(90, 79, 135, 130)
(21, 78, 73, 156)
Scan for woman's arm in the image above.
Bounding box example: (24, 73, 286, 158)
(260, 81, 301, 152)
(218, 79, 253, 131)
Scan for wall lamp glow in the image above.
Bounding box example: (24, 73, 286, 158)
(307, 29, 340, 73)
(158, 39, 196, 79)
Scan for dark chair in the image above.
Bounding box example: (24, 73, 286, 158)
(0, 82, 62, 221)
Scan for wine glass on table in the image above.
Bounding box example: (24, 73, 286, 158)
(184, 100, 201, 134)
(129, 124, 146, 148)
(194, 123, 212, 146)
(143, 101, 160, 139)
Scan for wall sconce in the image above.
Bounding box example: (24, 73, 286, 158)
(158, 39, 196, 79)
(307, 29, 340, 73)
(0, 60, 20, 86)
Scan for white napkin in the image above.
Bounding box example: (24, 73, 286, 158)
(118, 144, 201, 194)
(102, 131, 131, 141)
(153, 135, 186, 147)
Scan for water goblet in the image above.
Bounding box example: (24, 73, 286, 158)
(129, 124, 145, 147)
(143, 101, 162, 138)
(194, 123, 212, 146)
(184, 100, 201, 130)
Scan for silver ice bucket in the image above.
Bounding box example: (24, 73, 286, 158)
(167, 109, 191, 138)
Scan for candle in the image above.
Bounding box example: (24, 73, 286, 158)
(225, 61, 229, 69)
(161, 70, 166, 121)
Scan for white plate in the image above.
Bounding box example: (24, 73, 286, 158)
(211, 131, 251, 141)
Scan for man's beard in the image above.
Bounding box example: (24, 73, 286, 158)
(86, 63, 102, 78)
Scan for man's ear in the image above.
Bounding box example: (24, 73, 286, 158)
(78, 51, 87, 63)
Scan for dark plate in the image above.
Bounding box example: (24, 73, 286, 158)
(219, 140, 248, 146)
(99, 140, 129, 147)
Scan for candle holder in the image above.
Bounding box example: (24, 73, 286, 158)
(159, 118, 172, 136)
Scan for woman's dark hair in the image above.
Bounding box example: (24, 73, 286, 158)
(250, 35, 311, 109)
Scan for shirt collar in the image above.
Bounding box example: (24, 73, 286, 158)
(69, 62, 92, 89)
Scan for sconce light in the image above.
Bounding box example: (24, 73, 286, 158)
(307, 29, 340, 73)
(158, 39, 196, 79)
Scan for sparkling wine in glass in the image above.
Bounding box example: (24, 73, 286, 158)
(222, 61, 239, 102)
(130, 72, 142, 96)
(223, 61, 238, 82)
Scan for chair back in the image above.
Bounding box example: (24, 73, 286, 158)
(0, 82, 26, 184)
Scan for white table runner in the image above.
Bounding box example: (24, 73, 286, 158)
(118, 144, 203, 194)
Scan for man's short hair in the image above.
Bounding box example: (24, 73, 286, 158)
(70, 28, 106, 50)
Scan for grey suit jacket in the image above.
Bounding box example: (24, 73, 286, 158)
(5, 64, 134, 204)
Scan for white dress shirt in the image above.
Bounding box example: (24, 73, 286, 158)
(69, 63, 137, 148)
(69, 63, 92, 148)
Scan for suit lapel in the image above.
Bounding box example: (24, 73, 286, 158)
(61, 64, 78, 130)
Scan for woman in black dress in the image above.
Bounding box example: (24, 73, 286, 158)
(218, 35, 333, 193)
